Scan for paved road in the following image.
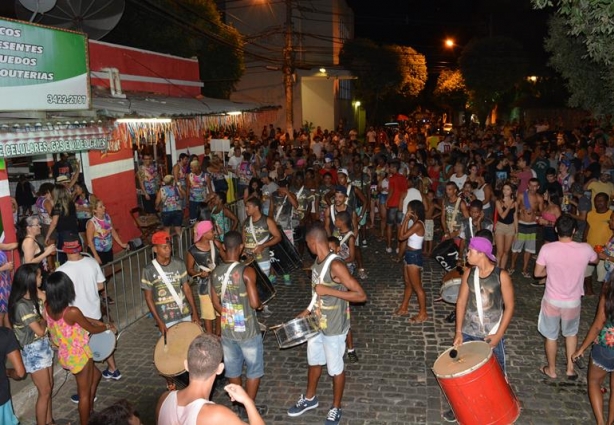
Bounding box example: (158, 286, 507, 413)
(17, 232, 600, 424)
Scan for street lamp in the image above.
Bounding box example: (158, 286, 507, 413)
(445, 39, 455, 48)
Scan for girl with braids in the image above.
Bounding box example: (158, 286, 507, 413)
(573, 274, 614, 425)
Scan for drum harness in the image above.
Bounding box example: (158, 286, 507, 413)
(306, 254, 341, 314)
(152, 259, 185, 313)
(249, 217, 271, 248)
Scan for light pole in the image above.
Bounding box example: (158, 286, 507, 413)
(282, 0, 294, 140)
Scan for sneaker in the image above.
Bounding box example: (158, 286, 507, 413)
(256, 404, 268, 416)
(522, 271, 532, 279)
(385, 247, 392, 253)
(283, 275, 292, 286)
(325, 407, 342, 425)
(287, 394, 319, 417)
(102, 369, 122, 380)
(357, 269, 368, 280)
(442, 409, 456, 422)
(71, 394, 98, 404)
(362, 239, 367, 247)
(347, 350, 359, 363)
(261, 305, 273, 318)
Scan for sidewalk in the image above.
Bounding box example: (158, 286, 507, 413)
(15, 232, 599, 424)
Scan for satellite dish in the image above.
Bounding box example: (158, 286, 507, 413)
(18, 0, 57, 14)
(15, 0, 125, 40)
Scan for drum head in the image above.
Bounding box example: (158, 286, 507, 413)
(440, 278, 462, 304)
(154, 322, 202, 376)
(432, 341, 492, 378)
(89, 330, 116, 362)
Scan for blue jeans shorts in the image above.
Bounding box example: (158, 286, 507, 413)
(404, 249, 423, 268)
(591, 344, 614, 372)
(161, 210, 183, 227)
(462, 333, 506, 375)
(386, 207, 403, 225)
(307, 330, 348, 376)
(222, 333, 264, 379)
(22, 337, 54, 374)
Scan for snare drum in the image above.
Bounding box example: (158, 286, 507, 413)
(272, 315, 320, 349)
(89, 330, 116, 362)
(270, 224, 302, 275)
(440, 269, 463, 304)
(154, 322, 203, 377)
(246, 259, 276, 305)
(433, 341, 520, 425)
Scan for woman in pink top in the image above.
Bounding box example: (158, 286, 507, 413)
(45, 271, 116, 425)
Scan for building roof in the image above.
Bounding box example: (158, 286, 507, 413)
(93, 91, 278, 118)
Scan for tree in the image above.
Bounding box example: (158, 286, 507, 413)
(339, 38, 427, 122)
(533, 0, 614, 66)
(434, 69, 468, 111)
(542, 15, 614, 115)
(459, 36, 528, 126)
(104, 0, 244, 99)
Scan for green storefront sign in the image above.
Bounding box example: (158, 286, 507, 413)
(0, 18, 89, 112)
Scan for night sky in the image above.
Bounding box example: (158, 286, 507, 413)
(345, 0, 552, 74)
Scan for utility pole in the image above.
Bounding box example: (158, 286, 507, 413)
(282, 0, 294, 140)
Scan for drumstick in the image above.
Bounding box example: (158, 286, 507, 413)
(163, 331, 168, 353)
(198, 265, 212, 272)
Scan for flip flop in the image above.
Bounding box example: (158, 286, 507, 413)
(393, 310, 409, 316)
(409, 316, 428, 324)
(566, 373, 579, 381)
(540, 366, 556, 380)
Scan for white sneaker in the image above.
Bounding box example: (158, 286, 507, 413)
(385, 247, 392, 253)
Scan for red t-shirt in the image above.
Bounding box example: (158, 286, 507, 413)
(387, 173, 408, 207)
(319, 167, 338, 184)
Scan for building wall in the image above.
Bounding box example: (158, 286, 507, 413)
(301, 79, 335, 131)
(223, 0, 353, 132)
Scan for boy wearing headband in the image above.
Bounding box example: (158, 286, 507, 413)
(443, 232, 515, 422)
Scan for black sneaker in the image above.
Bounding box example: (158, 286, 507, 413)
(442, 409, 456, 422)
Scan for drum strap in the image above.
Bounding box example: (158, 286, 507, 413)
(275, 196, 288, 222)
(249, 217, 270, 246)
(345, 185, 352, 205)
(152, 260, 183, 312)
(307, 254, 340, 312)
(220, 262, 240, 303)
(473, 267, 502, 335)
(450, 197, 461, 230)
(339, 231, 354, 246)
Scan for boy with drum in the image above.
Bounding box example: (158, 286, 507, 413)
(443, 232, 515, 422)
(287, 223, 367, 425)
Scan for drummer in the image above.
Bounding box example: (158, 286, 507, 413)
(141, 230, 199, 335)
(272, 180, 298, 285)
(287, 223, 367, 424)
(324, 185, 358, 238)
(186, 221, 220, 335)
(210, 231, 268, 418)
(243, 197, 282, 317)
(443, 233, 514, 423)
(441, 181, 468, 247)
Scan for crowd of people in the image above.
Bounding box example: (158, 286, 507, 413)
(3, 118, 614, 424)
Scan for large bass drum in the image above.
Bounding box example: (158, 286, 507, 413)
(246, 259, 276, 305)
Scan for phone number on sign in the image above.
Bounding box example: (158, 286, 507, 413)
(46, 95, 87, 105)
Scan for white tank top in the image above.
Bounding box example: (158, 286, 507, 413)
(408, 221, 425, 249)
(158, 391, 214, 425)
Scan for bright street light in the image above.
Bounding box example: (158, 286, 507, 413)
(445, 39, 455, 48)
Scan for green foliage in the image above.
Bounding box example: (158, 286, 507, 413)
(339, 38, 427, 121)
(543, 15, 614, 115)
(459, 36, 528, 125)
(434, 69, 468, 111)
(103, 0, 244, 98)
(533, 0, 614, 66)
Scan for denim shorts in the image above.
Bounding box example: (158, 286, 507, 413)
(404, 249, 423, 268)
(591, 344, 614, 372)
(307, 330, 348, 376)
(386, 207, 403, 225)
(222, 333, 264, 379)
(161, 210, 183, 227)
(22, 337, 54, 374)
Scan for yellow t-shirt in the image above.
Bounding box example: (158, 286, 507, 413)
(587, 180, 614, 207)
(587, 210, 611, 248)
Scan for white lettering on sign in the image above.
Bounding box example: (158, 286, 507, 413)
(0, 55, 37, 66)
(0, 137, 109, 158)
(0, 27, 22, 38)
(0, 40, 43, 54)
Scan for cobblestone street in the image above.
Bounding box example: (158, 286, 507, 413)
(17, 232, 600, 425)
